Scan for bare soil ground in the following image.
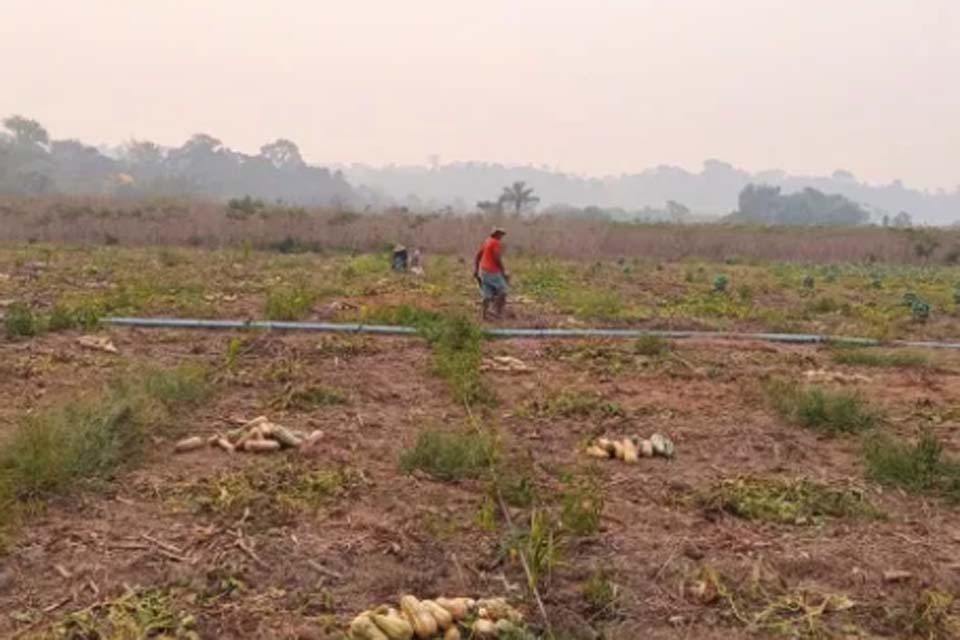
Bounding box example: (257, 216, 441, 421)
(2, 322, 960, 639)
(3, 246, 960, 639)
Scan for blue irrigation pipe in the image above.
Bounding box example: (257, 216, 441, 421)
(102, 316, 960, 350)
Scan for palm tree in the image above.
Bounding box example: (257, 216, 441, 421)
(499, 181, 540, 215)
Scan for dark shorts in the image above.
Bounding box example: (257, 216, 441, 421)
(480, 270, 508, 300)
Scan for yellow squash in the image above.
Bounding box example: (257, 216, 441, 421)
(399, 595, 438, 639)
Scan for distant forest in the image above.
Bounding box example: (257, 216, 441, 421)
(344, 160, 959, 226)
(0, 115, 354, 206)
(2, 115, 957, 225)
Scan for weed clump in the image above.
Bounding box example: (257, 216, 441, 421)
(559, 474, 605, 536)
(832, 348, 928, 369)
(526, 390, 624, 419)
(766, 380, 879, 434)
(191, 461, 361, 529)
(880, 589, 960, 639)
(501, 509, 561, 591)
(4, 302, 39, 338)
(633, 334, 669, 357)
(492, 462, 538, 508)
(582, 568, 621, 618)
(35, 587, 197, 639)
(3, 300, 103, 339)
(686, 563, 861, 638)
(264, 281, 316, 320)
(361, 303, 442, 327)
(865, 431, 960, 501)
(272, 384, 347, 411)
(400, 428, 496, 481)
(806, 296, 840, 314)
(564, 289, 624, 320)
(0, 365, 210, 539)
(418, 312, 493, 405)
(694, 476, 879, 524)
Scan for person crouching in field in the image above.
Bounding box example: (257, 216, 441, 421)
(474, 227, 509, 320)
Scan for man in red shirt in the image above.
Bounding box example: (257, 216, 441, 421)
(474, 227, 509, 320)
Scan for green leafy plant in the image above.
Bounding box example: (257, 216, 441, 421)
(911, 298, 931, 322)
(713, 274, 730, 293)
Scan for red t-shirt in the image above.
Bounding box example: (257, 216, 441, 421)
(479, 237, 503, 273)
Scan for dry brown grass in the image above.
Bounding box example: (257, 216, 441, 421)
(1, 196, 956, 264)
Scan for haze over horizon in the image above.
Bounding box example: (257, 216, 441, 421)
(3, 0, 958, 191)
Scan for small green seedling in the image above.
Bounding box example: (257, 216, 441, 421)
(713, 274, 729, 293)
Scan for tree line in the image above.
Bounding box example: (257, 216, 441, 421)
(0, 115, 354, 205)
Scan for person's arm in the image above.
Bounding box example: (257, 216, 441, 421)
(494, 250, 508, 281)
(474, 248, 483, 281)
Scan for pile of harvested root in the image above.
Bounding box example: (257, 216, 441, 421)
(586, 432, 675, 463)
(350, 595, 526, 640)
(174, 416, 323, 455)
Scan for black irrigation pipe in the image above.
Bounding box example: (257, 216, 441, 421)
(102, 317, 960, 350)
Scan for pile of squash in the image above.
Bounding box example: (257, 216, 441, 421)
(586, 432, 675, 463)
(174, 416, 323, 455)
(350, 595, 525, 639)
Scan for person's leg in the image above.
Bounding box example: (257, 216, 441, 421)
(493, 273, 508, 317)
(493, 292, 506, 317)
(480, 273, 495, 320)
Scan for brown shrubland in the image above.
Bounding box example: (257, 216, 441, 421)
(0, 196, 954, 264)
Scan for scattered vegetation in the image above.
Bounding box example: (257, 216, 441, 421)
(29, 587, 197, 640)
(271, 384, 347, 411)
(399, 427, 497, 481)
(633, 334, 670, 357)
(864, 431, 960, 501)
(582, 568, 621, 618)
(831, 347, 929, 369)
(264, 280, 316, 321)
(0, 365, 208, 517)
(501, 509, 561, 592)
(766, 380, 880, 434)
(525, 390, 624, 419)
(559, 474, 605, 536)
(418, 311, 494, 405)
(493, 461, 539, 508)
(694, 476, 880, 524)
(686, 563, 861, 638)
(806, 296, 841, 315)
(2, 299, 103, 339)
(190, 461, 362, 529)
(314, 334, 380, 358)
(879, 589, 960, 640)
(3, 302, 38, 338)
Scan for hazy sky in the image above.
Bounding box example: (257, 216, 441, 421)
(3, 1, 958, 189)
